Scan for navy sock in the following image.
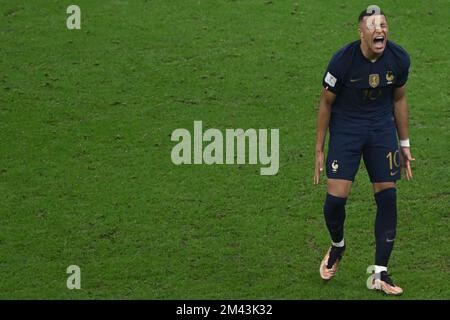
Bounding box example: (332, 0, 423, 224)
(374, 188, 397, 267)
(323, 193, 347, 244)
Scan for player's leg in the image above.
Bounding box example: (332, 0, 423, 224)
(319, 179, 352, 280)
(370, 182, 403, 295)
(320, 131, 362, 280)
(324, 179, 352, 248)
(373, 182, 397, 270)
(364, 127, 403, 295)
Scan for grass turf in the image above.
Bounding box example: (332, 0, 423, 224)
(0, 0, 449, 299)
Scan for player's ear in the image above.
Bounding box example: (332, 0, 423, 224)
(358, 20, 364, 38)
(358, 26, 363, 38)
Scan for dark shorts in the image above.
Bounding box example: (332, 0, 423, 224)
(326, 126, 400, 183)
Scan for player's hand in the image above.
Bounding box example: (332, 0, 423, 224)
(314, 150, 324, 185)
(400, 147, 415, 180)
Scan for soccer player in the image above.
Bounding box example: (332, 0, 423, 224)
(314, 8, 415, 295)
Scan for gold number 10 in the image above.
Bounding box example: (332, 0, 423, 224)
(386, 151, 400, 170)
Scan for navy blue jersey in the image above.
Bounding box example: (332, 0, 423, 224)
(322, 40, 410, 133)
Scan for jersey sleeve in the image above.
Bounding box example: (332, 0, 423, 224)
(394, 52, 410, 87)
(322, 53, 345, 94)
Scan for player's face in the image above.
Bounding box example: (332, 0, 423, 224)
(360, 15, 389, 55)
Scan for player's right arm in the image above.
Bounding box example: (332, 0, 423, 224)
(314, 88, 336, 184)
(315, 47, 347, 184)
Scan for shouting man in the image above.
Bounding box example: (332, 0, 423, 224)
(314, 7, 415, 295)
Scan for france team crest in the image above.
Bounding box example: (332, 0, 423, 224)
(386, 71, 395, 84)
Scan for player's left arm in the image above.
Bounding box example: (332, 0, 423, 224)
(393, 85, 415, 180)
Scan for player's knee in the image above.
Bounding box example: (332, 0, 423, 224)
(373, 182, 396, 194)
(327, 179, 352, 198)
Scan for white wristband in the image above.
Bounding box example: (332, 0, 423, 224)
(400, 139, 410, 147)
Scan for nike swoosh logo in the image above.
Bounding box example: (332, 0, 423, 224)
(390, 170, 399, 176)
(386, 239, 395, 243)
(350, 78, 362, 82)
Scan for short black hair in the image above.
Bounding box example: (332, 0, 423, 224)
(358, 8, 386, 23)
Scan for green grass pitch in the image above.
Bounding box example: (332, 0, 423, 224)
(0, 0, 449, 299)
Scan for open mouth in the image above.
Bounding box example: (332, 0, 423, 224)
(373, 35, 385, 50)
